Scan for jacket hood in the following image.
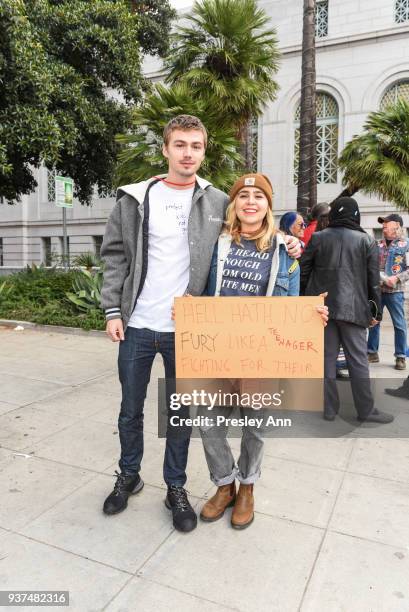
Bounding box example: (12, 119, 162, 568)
(117, 174, 212, 204)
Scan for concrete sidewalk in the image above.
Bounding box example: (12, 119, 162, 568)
(0, 316, 408, 612)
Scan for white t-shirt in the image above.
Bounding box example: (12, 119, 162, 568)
(128, 181, 194, 332)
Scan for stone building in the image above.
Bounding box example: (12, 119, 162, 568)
(1, 0, 409, 269)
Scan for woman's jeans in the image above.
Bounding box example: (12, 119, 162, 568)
(118, 327, 191, 486)
(367, 291, 407, 358)
(199, 406, 266, 486)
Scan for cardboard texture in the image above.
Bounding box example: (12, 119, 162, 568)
(175, 296, 324, 379)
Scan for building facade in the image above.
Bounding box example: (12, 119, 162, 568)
(1, 0, 409, 268)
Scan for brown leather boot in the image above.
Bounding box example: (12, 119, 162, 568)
(231, 484, 254, 529)
(200, 482, 236, 522)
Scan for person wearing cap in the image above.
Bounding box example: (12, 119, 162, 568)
(300, 197, 394, 424)
(367, 214, 409, 370)
(198, 173, 329, 529)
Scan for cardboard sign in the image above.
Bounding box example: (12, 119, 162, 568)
(175, 296, 324, 379)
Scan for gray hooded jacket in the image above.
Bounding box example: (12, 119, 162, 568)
(100, 175, 229, 329)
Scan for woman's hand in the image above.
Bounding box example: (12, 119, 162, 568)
(171, 293, 192, 321)
(284, 235, 302, 259)
(316, 291, 328, 327)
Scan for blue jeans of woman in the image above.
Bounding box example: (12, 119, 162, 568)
(118, 327, 191, 486)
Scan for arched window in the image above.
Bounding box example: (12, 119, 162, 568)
(380, 80, 409, 110)
(294, 92, 339, 184)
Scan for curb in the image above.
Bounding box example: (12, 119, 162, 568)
(0, 319, 106, 338)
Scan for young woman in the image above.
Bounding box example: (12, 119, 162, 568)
(303, 202, 330, 247)
(199, 173, 328, 529)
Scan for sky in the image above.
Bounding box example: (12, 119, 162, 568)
(170, 0, 192, 9)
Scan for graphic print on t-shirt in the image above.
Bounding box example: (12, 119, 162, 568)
(220, 238, 274, 297)
(165, 202, 188, 234)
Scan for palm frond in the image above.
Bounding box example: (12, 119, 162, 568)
(339, 100, 409, 209)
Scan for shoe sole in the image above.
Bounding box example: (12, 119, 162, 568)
(200, 498, 236, 522)
(385, 390, 408, 398)
(231, 514, 255, 530)
(103, 479, 144, 516)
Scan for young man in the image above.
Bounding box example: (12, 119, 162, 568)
(367, 214, 409, 370)
(100, 114, 300, 533)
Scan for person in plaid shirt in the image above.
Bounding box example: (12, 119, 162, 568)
(367, 214, 409, 370)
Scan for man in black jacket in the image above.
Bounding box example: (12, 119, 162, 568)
(300, 197, 394, 423)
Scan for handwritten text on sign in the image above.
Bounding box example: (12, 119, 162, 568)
(175, 297, 324, 378)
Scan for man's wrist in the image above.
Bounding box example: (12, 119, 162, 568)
(105, 307, 121, 321)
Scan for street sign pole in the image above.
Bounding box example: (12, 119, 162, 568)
(55, 175, 73, 271)
(62, 207, 68, 271)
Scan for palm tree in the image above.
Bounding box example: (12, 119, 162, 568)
(165, 0, 280, 169)
(115, 83, 243, 192)
(337, 99, 409, 209)
(297, 0, 317, 214)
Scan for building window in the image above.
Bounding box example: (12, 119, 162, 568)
(246, 115, 259, 172)
(47, 168, 56, 203)
(41, 237, 52, 267)
(294, 92, 339, 184)
(0, 238, 3, 266)
(380, 80, 409, 109)
(315, 0, 329, 38)
(395, 0, 409, 23)
(93, 236, 103, 258)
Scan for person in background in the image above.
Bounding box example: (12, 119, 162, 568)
(315, 208, 348, 378)
(367, 214, 409, 370)
(303, 202, 330, 247)
(279, 211, 306, 247)
(300, 197, 394, 424)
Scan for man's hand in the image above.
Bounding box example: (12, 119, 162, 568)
(316, 292, 328, 326)
(384, 275, 399, 288)
(369, 318, 380, 328)
(106, 318, 125, 342)
(284, 235, 302, 259)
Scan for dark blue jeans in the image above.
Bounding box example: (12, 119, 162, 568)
(118, 327, 191, 486)
(367, 291, 407, 358)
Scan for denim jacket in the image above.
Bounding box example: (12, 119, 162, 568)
(378, 237, 409, 293)
(203, 232, 300, 297)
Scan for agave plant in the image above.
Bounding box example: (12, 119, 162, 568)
(66, 269, 103, 312)
(72, 251, 103, 271)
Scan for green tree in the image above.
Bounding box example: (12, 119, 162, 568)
(129, 0, 176, 57)
(165, 0, 280, 168)
(115, 83, 243, 192)
(296, 0, 317, 214)
(337, 99, 409, 209)
(0, 0, 175, 204)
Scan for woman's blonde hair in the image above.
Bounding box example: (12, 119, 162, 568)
(223, 194, 277, 252)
